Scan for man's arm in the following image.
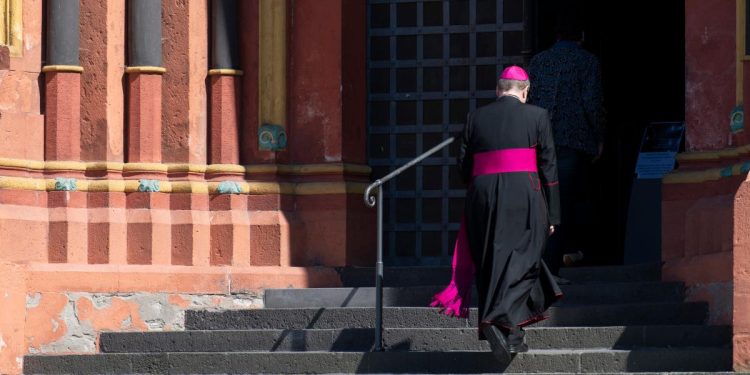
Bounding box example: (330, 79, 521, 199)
(582, 56, 604, 147)
(458, 112, 474, 184)
(537, 110, 561, 226)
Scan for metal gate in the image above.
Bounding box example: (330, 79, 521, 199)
(367, 0, 527, 266)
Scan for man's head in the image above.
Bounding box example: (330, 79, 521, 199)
(497, 66, 530, 103)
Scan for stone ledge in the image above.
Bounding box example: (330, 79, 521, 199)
(24, 263, 342, 293)
(0, 177, 368, 195)
(0, 158, 372, 177)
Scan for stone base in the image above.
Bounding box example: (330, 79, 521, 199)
(0, 262, 341, 375)
(662, 171, 744, 326)
(662, 153, 750, 372)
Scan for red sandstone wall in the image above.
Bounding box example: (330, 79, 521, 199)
(0, 0, 43, 160)
(288, 0, 344, 164)
(663, 0, 743, 324)
(238, 0, 265, 164)
(162, 0, 208, 164)
(0, 0, 372, 269)
(662, 176, 739, 325)
(685, 0, 737, 151)
(285, 0, 367, 165)
(734, 177, 750, 371)
(341, 0, 367, 164)
(79, 0, 126, 162)
(670, 2, 749, 370)
(0, 1, 374, 373)
(0, 188, 351, 374)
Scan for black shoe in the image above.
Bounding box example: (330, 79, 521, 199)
(480, 324, 511, 363)
(553, 275, 572, 285)
(507, 326, 528, 354)
(563, 250, 584, 266)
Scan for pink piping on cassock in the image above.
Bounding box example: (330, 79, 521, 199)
(430, 148, 538, 318)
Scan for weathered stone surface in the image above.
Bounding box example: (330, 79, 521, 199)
(263, 282, 685, 308)
(24, 348, 733, 374)
(24, 292, 262, 355)
(185, 303, 708, 330)
(99, 326, 731, 353)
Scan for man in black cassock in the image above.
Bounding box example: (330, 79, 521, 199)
(458, 66, 562, 362)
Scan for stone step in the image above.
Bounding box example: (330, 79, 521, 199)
(99, 326, 731, 353)
(559, 263, 661, 284)
(24, 348, 732, 374)
(263, 282, 684, 308)
(185, 303, 707, 330)
(339, 263, 661, 287)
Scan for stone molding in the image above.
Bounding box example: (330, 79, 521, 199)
(0, 159, 371, 194)
(208, 68, 243, 76)
(124, 66, 167, 74)
(41, 65, 84, 73)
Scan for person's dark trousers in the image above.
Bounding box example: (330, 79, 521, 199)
(544, 146, 594, 275)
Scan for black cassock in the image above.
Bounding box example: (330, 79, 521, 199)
(458, 95, 562, 331)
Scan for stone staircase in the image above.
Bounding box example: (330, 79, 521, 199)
(24, 263, 733, 374)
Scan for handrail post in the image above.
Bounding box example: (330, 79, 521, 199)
(363, 136, 454, 353)
(374, 186, 384, 351)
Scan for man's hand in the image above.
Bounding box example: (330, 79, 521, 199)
(549, 225, 555, 235)
(592, 142, 604, 163)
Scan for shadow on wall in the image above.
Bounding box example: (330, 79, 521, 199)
(663, 176, 742, 326)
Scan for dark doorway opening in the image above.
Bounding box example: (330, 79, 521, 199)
(532, 0, 686, 265)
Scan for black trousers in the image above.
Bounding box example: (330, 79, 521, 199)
(544, 146, 594, 275)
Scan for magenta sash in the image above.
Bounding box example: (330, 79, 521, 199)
(473, 148, 537, 176)
(431, 147, 538, 318)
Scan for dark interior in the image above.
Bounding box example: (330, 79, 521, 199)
(533, 0, 686, 265)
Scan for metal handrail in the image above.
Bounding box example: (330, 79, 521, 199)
(363, 136, 455, 351)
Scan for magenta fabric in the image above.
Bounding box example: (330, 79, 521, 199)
(473, 148, 538, 176)
(430, 147, 538, 318)
(430, 217, 475, 317)
(499, 65, 529, 81)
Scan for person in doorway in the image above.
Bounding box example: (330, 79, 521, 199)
(432, 66, 562, 363)
(528, 17, 604, 279)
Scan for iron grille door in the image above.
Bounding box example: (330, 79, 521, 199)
(367, 0, 526, 266)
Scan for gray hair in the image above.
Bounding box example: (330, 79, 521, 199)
(497, 79, 530, 93)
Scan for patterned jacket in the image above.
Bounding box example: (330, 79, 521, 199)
(528, 41, 604, 156)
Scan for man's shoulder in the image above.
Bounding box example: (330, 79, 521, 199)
(572, 48, 599, 65)
(530, 49, 554, 65)
(472, 102, 492, 114)
(532, 46, 598, 61)
(475, 99, 522, 114)
(522, 103, 548, 117)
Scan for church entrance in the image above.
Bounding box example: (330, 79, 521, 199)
(366, 0, 528, 266)
(366, 0, 686, 267)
